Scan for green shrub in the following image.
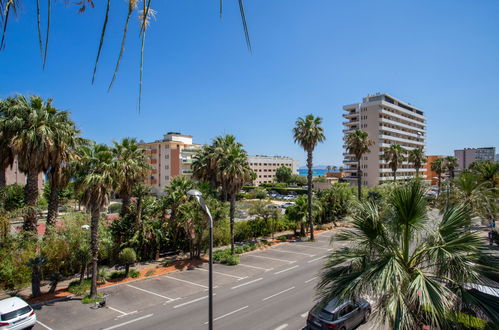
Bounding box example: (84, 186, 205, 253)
(107, 203, 122, 214)
(98, 267, 110, 283)
(129, 269, 140, 278)
(82, 293, 103, 304)
(68, 279, 91, 296)
(234, 246, 244, 254)
(118, 247, 137, 277)
(109, 270, 126, 280)
(145, 269, 155, 277)
(221, 254, 240, 266)
(277, 235, 287, 242)
(241, 245, 251, 252)
(213, 249, 231, 262)
(248, 243, 257, 250)
(1, 184, 25, 211)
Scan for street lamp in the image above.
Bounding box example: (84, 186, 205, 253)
(187, 189, 213, 330)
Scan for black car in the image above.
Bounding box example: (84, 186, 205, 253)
(306, 298, 371, 330)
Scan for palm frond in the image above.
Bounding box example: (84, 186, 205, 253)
(36, 0, 43, 57)
(0, 0, 16, 50)
(219, 0, 223, 18)
(42, 0, 51, 69)
(91, 0, 111, 84)
(238, 0, 251, 52)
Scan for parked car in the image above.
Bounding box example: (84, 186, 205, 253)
(281, 202, 295, 208)
(0, 297, 36, 330)
(306, 298, 370, 330)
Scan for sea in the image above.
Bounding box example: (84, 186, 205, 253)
(298, 169, 335, 177)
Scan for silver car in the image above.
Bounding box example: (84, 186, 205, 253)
(307, 298, 370, 330)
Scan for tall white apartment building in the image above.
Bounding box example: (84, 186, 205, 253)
(248, 155, 299, 185)
(342, 93, 427, 187)
(139, 132, 202, 195)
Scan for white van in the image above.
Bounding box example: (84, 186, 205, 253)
(0, 297, 36, 330)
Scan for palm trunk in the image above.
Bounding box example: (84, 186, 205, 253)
(357, 159, 362, 200)
(125, 264, 130, 278)
(307, 150, 314, 241)
(135, 197, 142, 231)
(23, 170, 40, 233)
(437, 174, 441, 195)
(415, 167, 419, 177)
(89, 206, 100, 298)
(0, 168, 6, 189)
(31, 264, 42, 297)
(393, 169, 396, 183)
(120, 193, 131, 217)
(229, 194, 236, 254)
(46, 182, 59, 230)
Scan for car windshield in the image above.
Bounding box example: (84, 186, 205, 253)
(1, 305, 32, 321)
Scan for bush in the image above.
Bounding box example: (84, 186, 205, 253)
(98, 267, 110, 283)
(118, 247, 137, 277)
(68, 279, 91, 296)
(145, 269, 155, 277)
(234, 246, 244, 254)
(1, 184, 25, 211)
(82, 293, 103, 304)
(109, 269, 140, 279)
(222, 254, 240, 266)
(129, 269, 140, 278)
(107, 203, 122, 214)
(277, 235, 287, 242)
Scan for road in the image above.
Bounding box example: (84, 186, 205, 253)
(33, 230, 356, 330)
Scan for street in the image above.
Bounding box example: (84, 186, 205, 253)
(33, 230, 355, 330)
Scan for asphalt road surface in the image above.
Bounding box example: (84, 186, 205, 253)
(33, 230, 356, 330)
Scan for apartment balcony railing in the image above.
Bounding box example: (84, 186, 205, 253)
(342, 112, 359, 119)
(379, 109, 425, 127)
(379, 117, 425, 133)
(182, 170, 193, 174)
(181, 159, 193, 164)
(181, 149, 199, 153)
(379, 134, 425, 146)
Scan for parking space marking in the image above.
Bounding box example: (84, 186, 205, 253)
(305, 276, 318, 284)
(108, 306, 128, 316)
(274, 265, 299, 275)
(102, 313, 153, 330)
(164, 275, 208, 289)
(126, 284, 176, 301)
(196, 267, 248, 280)
(248, 255, 296, 264)
(271, 248, 315, 257)
(173, 294, 216, 308)
(204, 305, 249, 324)
(238, 263, 273, 271)
(36, 321, 54, 330)
(262, 286, 295, 301)
(290, 245, 332, 251)
(231, 277, 263, 289)
(275, 324, 288, 330)
(307, 255, 326, 263)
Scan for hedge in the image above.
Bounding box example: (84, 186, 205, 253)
(242, 186, 307, 195)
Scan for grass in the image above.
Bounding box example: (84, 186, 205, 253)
(277, 235, 288, 242)
(109, 269, 140, 280)
(145, 269, 156, 277)
(82, 293, 104, 304)
(213, 243, 259, 266)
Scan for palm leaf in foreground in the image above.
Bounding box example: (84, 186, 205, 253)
(317, 180, 499, 329)
(91, 0, 111, 84)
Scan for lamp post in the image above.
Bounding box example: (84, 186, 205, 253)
(187, 189, 213, 330)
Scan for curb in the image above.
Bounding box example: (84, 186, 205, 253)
(31, 294, 75, 308)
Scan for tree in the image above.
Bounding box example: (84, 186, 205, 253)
(275, 166, 292, 184)
(293, 114, 326, 241)
(0, 99, 15, 189)
(326, 165, 331, 173)
(383, 144, 406, 182)
(27, 255, 47, 298)
(286, 195, 321, 236)
(332, 166, 337, 172)
(408, 147, 426, 177)
(317, 183, 353, 226)
(469, 160, 499, 188)
(1, 95, 64, 232)
(163, 176, 195, 245)
(318, 181, 499, 329)
(113, 138, 150, 218)
(118, 248, 137, 278)
(289, 174, 307, 186)
(132, 184, 151, 230)
(75, 143, 116, 298)
(431, 157, 445, 195)
(444, 156, 458, 181)
(344, 130, 374, 200)
(220, 143, 253, 253)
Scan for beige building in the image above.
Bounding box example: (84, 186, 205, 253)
(248, 155, 299, 186)
(454, 147, 496, 170)
(139, 132, 201, 195)
(3, 156, 45, 190)
(342, 93, 427, 187)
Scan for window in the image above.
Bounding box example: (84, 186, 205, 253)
(165, 165, 169, 169)
(338, 304, 354, 317)
(165, 154, 169, 159)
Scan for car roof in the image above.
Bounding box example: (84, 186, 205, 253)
(322, 298, 352, 313)
(0, 297, 29, 314)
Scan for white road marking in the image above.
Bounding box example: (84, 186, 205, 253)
(36, 321, 54, 330)
(116, 311, 138, 318)
(274, 265, 299, 275)
(301, 312, 309, 318)
(204, 305, 249, 324)
(107, 306, 128, 316)
(196, 267, 248, 280)
(126, 284, 176, 301)
(238, 263, 273, 271)
(262, 286, 295, 301)
(102, 313, 153, 330)
(305, 276, 318, 284)
(307, 255, 326, 263)
(292, 245, 333, 251)
(248, 255, 296, 263)
(174, 294, 216, 308)
(164, 275, 208, 289)
(271, 248, 315, 257)
(275, 324, 288, 330)
(231, 277, 263, 289)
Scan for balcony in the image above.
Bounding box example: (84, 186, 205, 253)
(379, 109, 425, 127)
(379, 117, 425, 133)
(181, 148, 199, 153)
(380, 100, 426, 120)
(342, 112, 359, 119)
(379, 134, 425, 146)
(181, 159, 193, 164)
(379, 126, 425, 139)
(182, 170, 193, 175)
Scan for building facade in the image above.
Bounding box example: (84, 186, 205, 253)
(342, 93, 427, 187)
(3, 156, 45, 190)
(139, 133, 201, 195)
(454, 147, 496, 170)
(248, 155, 299, 186)
(424, 155, 444, 186)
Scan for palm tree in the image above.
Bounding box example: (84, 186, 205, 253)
(1, 95, 62, 232)
(408, 147, 426, 177)
(444, 156, 458, 181)
(113, 138, 150, 218)
(0, 99, 15, 188)
(75, 143, 116, 298)
(318, 181, 499, 329)
(163, 176, 195, 244)
(293, 114, 326, 241)
(431, 157, 445, 195)
(344, 130, 374, 200)
(332, 165, 337, 172)
(470, 160, 499, 188)
(192, 144, 220, 189)
(383, 144, 406, 182)
(132, 183, 150, 230)
(220, 143, 253, 253)
(326, 165, 331, 173)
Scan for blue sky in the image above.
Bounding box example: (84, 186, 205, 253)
(1, 0, 498, 166)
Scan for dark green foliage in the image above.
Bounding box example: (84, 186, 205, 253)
(277, 235, 287, 241)
(275, 166, 292, 183)
(107, 203, 122, 214)
(68, 279, 91, 296)
(1, 184, 25, 211)
(242, 186, 307, 195)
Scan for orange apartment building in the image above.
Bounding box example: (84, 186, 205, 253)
(139, 132, 201, 196)
(424, 155, 444, 186)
